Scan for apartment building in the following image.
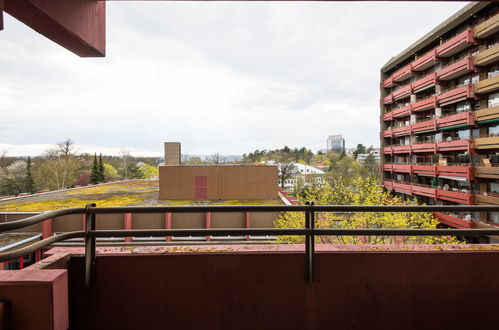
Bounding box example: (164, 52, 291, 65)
(380, 2, 499, 232)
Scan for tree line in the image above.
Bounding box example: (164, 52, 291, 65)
(0, 140, 160, 197)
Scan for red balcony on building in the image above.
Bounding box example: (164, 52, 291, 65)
(436, 29, 476, 58)
(392, 125, 411, 137)
(393, 84, 412, 100)
(392, 145, 411, 154)
(437, 57, 475, 81)
(383, 180, 394, 189)
(383, 147, 392, 155)
(434, 212, 474, 228)
(412, 185, 436, 198)
(392, 164, 412, 174)
(383, 76, 395, 88)
(383, 112, 393, 121)
(392, 63, 413, 82)
(412, 73, 437, 93)
(393, 182, 412, 195)
(436, 189, 474, 204)
(411, 96, 437, 112)
(411, 143, 437, 154)
(437, 165, 474, 180)
(383, 164, 393, 172)
(392, 104, 411, 118)
(437, 139, 473, 152)
(437, 111, 474, 130)
(383, 94, 394, 105)
(383, 129, 393, 138)
(437, 85, 475, 106)
(412, 119, 437, 134)
(413, 49, 438, 71)
(412, 164, 437, 176)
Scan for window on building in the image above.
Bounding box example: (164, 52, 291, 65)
(488, 92, 499, 108)
(471, 74, 480, 84)
(457, 129, 470, 139)
(456, 101, 470, 113)
(488, 63, 499, 78)
(489, 124, 499, 136)
(457, 76, 470, 86)
(489, 181, 499, 194)
(489, 212, 499, 224)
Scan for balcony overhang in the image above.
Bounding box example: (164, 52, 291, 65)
(412, 96, 437, 113)
(412, 73, 436, 94)
(474, 45, 499, 67)
(474, 75, 499, 95)
(437, 57, 475, 81)
(412, 49, 438, 72)
(474, 13, 499, 39)
(437, 85, 475, 107)
(474, 166, 499, 179)
(474, 136, 499, 150)
(412, 119, 437, 134)
(436, 29, 476, 58)
(437, 112, 474, 130)
(392, 64, 413, 82)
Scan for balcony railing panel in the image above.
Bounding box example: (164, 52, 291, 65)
(383, 94, 394, 105)
(392, 63, 413, 82)
(437, 139, 472, 152)
(474, 136, 499, 150)
(392, 85, 412, 101)
(474, 105, 499, 123)
(392, 145, 412, 154)
(383, 112, 393, 122)
(392, 164, 412, 173)
(474, 166, 499, 179)
(437, 189, 473, 205)
(383, 76, 395, 88)
(392, 182, 412, 195)
(437, 57, 475, 81)
(413, 73, 436, 93)
(412, 96, 437, 112)
(474, 13, 499, 39)
(392, 125, 411, 137)
(383, 129, 393, 138)
(392, 105, 411, 118)
(437, 112, 474, 130)
(412, 119, 437, 134)
(434, 212, 473, 228)
(437, 85, 475, 106)
(413, 49, 437, 71)
(412, 185, 436, 198)
(383, 164, 393, 172)
(412, 164, 437, 176)
(475, 193, 499, 206)
(436, 29, 476, 58)
(474, 45, 499, 67)
(383, 180, 393, 189)
(412, 143, 437, 154)
(437, 165, 473, 180)
(383, 147, 392, 155)
(474, 75, 499, 94)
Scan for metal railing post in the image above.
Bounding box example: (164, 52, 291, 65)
(85, 203, 96, 288)
(305, 201, 315, 283)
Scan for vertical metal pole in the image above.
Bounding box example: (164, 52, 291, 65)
(305, 201, 314, 283)
(85, 203, 96, 288)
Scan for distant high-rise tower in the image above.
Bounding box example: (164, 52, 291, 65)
(164, 142, 181, 165)
(327, 135, 345, 154)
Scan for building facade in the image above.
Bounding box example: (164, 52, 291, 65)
(326, 135, 345, 154)
(380, 2, 499, 232)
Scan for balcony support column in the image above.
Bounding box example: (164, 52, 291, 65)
(124, 213, 133, 243)
(165, 212, 172, 242)
(205, 212, 211, 241)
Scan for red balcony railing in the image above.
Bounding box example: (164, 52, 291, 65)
(437, 57, 475, 81)
(412, 96, 437, 112)
(392, 63, 413, 82)
(411, 143, 437, 154)
(392, 164, 412, 173)
(412, 119, 437, 134)
(383, 164, 393, 172)
(437, 112, 474, 129)
(383, 180, 393, 189)
(383, 112, 393, 121)
(412, 73, 437, 93)
(392, 104, 411, 118)
(437, 165, 474, 180)
(434, 212, 474, 228)
(436, 189, 474, 205)
(393, 182, 413, 195)
(412, 185, 437, 198)
(437, 139, 473, 152)
(392, 145, 411, 154)
(437, 85, 475, 106)
(436, 29, 476, 58)
(392, 125, 411, 137)
(383, 147, 392, 154)
(393, 84, 412, 100)
(383, 129, 393, 138)
(383, 76, 395, 88)
(383, 94, 394, 105)
(412, 164, 437, 176)
(413, 49, 438, 71)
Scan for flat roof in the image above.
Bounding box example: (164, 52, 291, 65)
(381, 2, 489, 73)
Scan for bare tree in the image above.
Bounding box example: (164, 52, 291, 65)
(278, 162, 298, 189)
(206, 153, 223, 164)
(37, 139, 80, 189)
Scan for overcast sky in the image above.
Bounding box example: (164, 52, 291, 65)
(0, 2, 467, 157)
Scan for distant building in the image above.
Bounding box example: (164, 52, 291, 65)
(280, 163, 325, 190)
(357, 149, 381, 164)
(326, 135, 345, 154)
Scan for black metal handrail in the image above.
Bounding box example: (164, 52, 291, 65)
(2, 203, 499, 285)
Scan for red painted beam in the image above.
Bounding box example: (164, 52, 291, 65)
(3, 0, 105, 57)
(165, 212, 172, 242)
(205, 212, 211, 241)
(124, 213, 132, 243)
(42, 218, 53, 239)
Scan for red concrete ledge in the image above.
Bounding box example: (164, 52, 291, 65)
(0, 269, 68, 330)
